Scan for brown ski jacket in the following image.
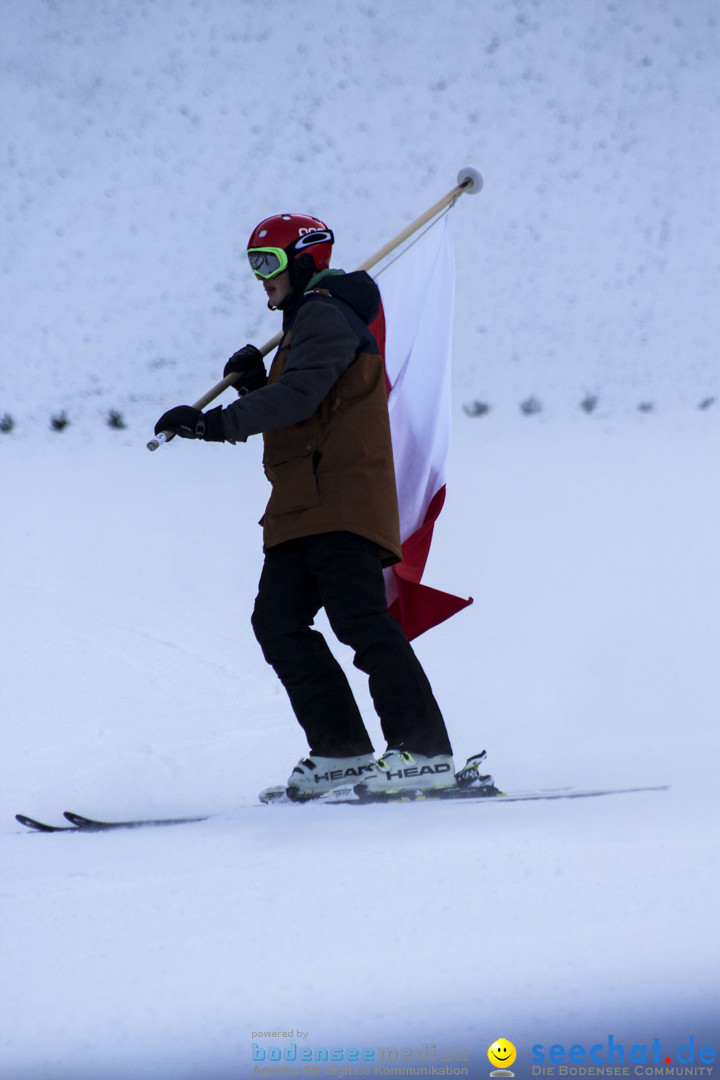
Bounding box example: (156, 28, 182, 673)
(221, 270, 402, 566)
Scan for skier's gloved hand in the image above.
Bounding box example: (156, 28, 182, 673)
(154, 405, 225, 442)
(223, 344, 267, 395)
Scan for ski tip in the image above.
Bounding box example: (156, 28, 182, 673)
(63, 811, 102, 827)
(15, 814, 38, 829)
(16, 813, 72, 833)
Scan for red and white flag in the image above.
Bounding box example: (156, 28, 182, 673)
(372, 214, 473, 640)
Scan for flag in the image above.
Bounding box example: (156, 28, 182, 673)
(372, 215, 473, 640)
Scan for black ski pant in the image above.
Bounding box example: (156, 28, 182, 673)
(251, 531, 452, 759)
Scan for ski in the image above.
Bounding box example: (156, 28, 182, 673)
(15, 746, 668, 835)
(259, 782, 669, 806)
(15, 784, 668, 833)
(15, 754, 496, 829)
(258, 751, 669, 806)
(14, 811, 211, 833)
(315, 782, 669, 806)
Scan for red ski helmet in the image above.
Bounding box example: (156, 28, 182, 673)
(247, 213, 334, 282)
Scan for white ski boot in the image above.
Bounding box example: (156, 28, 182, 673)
(356, 749, 455, 795)
(286, 753, 376, 800)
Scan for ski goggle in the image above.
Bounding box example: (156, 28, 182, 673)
(247, 246, 288, 280)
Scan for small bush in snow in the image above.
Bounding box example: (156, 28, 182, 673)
(51, 411, 70, 431)
(463, 400, 491, 417)
(107, 409, 127, 430)
(0, 413, 15, 433)
(520, 396, 542, 416)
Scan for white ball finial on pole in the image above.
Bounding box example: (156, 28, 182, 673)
(457, 166, 483, 193)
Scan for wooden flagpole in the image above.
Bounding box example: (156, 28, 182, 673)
(147, 168, 482, 451)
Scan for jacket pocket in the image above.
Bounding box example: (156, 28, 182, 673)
(263, 446, 320, 515)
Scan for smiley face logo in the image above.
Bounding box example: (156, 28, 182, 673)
(488, 1038, 517, 1073)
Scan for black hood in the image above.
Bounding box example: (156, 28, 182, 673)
(315, 270, 380, 326)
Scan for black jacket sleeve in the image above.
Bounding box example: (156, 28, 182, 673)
(221, 297, 359, 444)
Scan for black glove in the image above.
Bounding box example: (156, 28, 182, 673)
(223, 344, 267, 395)
(154, 405, 225, 442)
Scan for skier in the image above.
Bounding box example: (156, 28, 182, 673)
(154, 213, 455, 799)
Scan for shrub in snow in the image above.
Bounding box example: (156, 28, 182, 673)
(580, 394, 599, 414)
(463, 400, 491, 417)
(50, 411, 70, 431)
(107, 409, 127, 430)
(520, 396, 542, 416)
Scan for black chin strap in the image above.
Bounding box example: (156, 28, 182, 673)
(267, 252, 318, 311)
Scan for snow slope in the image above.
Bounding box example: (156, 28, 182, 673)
(2, 421, 719, 1080)
(2, 1, 719, 1077)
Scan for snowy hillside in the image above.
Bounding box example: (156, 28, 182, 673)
(2, 2, 719, 1079)
(2, 0, 720, 430)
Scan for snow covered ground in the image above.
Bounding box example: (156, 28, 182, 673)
(2, 419, 719, 1079)
(2, 1, 719, 1078)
